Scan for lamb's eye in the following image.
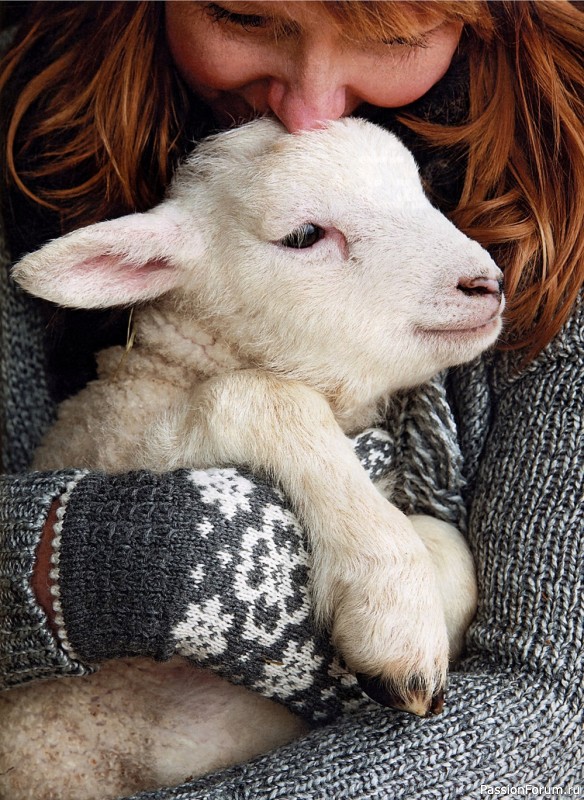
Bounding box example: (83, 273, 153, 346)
(279, 224, 325, 249)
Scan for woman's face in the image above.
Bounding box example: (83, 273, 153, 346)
(166, 2, 463, 132)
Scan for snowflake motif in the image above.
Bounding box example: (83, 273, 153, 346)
(188, 467, 254, 520)
(172, 595, 234, 660)
(320, 659, 368, 716)
(234, 504, 310, 647)
(252, 639, 325, 699)
(341, 697, 373, 714)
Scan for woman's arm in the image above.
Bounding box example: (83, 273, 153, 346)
(2, 312, 581, 800)
(0, 435, 388, 717)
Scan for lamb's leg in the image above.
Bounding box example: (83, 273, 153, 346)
(408, 515, 478, 662)
(142, 370, 453, 716)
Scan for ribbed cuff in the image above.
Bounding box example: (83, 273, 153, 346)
(0, 471, 91, 689)
(58, 470, 204, 663)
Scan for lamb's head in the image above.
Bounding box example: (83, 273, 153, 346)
(13, 118, 503, 427)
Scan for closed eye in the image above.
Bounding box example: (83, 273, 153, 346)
(205, 3, 267, 30)
(278, 224, 325, 249)
(203, 3, 298, 37)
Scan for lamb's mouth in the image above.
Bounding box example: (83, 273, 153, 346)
(417, 315, 502, 340)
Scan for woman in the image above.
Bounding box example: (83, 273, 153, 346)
(1, 2, 582, 798)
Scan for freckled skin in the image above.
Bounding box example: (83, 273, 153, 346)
(165, 1, 463, 132)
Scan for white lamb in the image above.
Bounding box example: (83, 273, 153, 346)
(2, 118, 504, 800)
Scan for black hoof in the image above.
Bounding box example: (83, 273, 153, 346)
(356, 673, 403, 709)
(429, 690, 445, 716)
(356, 673, 445, 717)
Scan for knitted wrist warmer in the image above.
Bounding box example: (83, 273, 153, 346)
(58, 469, 221, 663)
(0, 470, 91, 689)
(57, 465, 370, 722)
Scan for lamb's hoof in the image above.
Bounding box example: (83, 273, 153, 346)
(428, 690, 445, 716)
(356, 673, 445, 717)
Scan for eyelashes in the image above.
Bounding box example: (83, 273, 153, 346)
(278, 224, 325, 250)
(204, 3, 268, 31)
(203, 2, 436, 49)
(381, 34, 431, 49)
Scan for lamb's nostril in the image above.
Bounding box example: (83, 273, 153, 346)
(457, 276, 502, 297)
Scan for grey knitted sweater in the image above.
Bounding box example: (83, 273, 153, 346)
(1, 44, 583, 800)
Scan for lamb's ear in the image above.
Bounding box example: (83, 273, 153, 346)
(11, 205, 197, 309)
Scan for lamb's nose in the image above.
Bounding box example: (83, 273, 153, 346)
(457, 276, 503, 298)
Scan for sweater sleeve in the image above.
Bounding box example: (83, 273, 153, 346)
(4, 432, 411, 720)
(0, 470, 92, 688)
(118, 304, 584, 799)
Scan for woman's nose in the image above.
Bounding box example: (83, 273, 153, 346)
(266, 79, 352, 132)
(264, 45, 359, 132)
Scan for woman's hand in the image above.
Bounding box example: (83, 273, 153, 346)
(31, 500, 59, 633)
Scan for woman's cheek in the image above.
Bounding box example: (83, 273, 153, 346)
(369, 25, 463, 107)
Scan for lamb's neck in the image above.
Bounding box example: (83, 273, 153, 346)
(133, 306, 382, 434)
(330, 393, 384, 436)
(134, 305, 244, 378)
